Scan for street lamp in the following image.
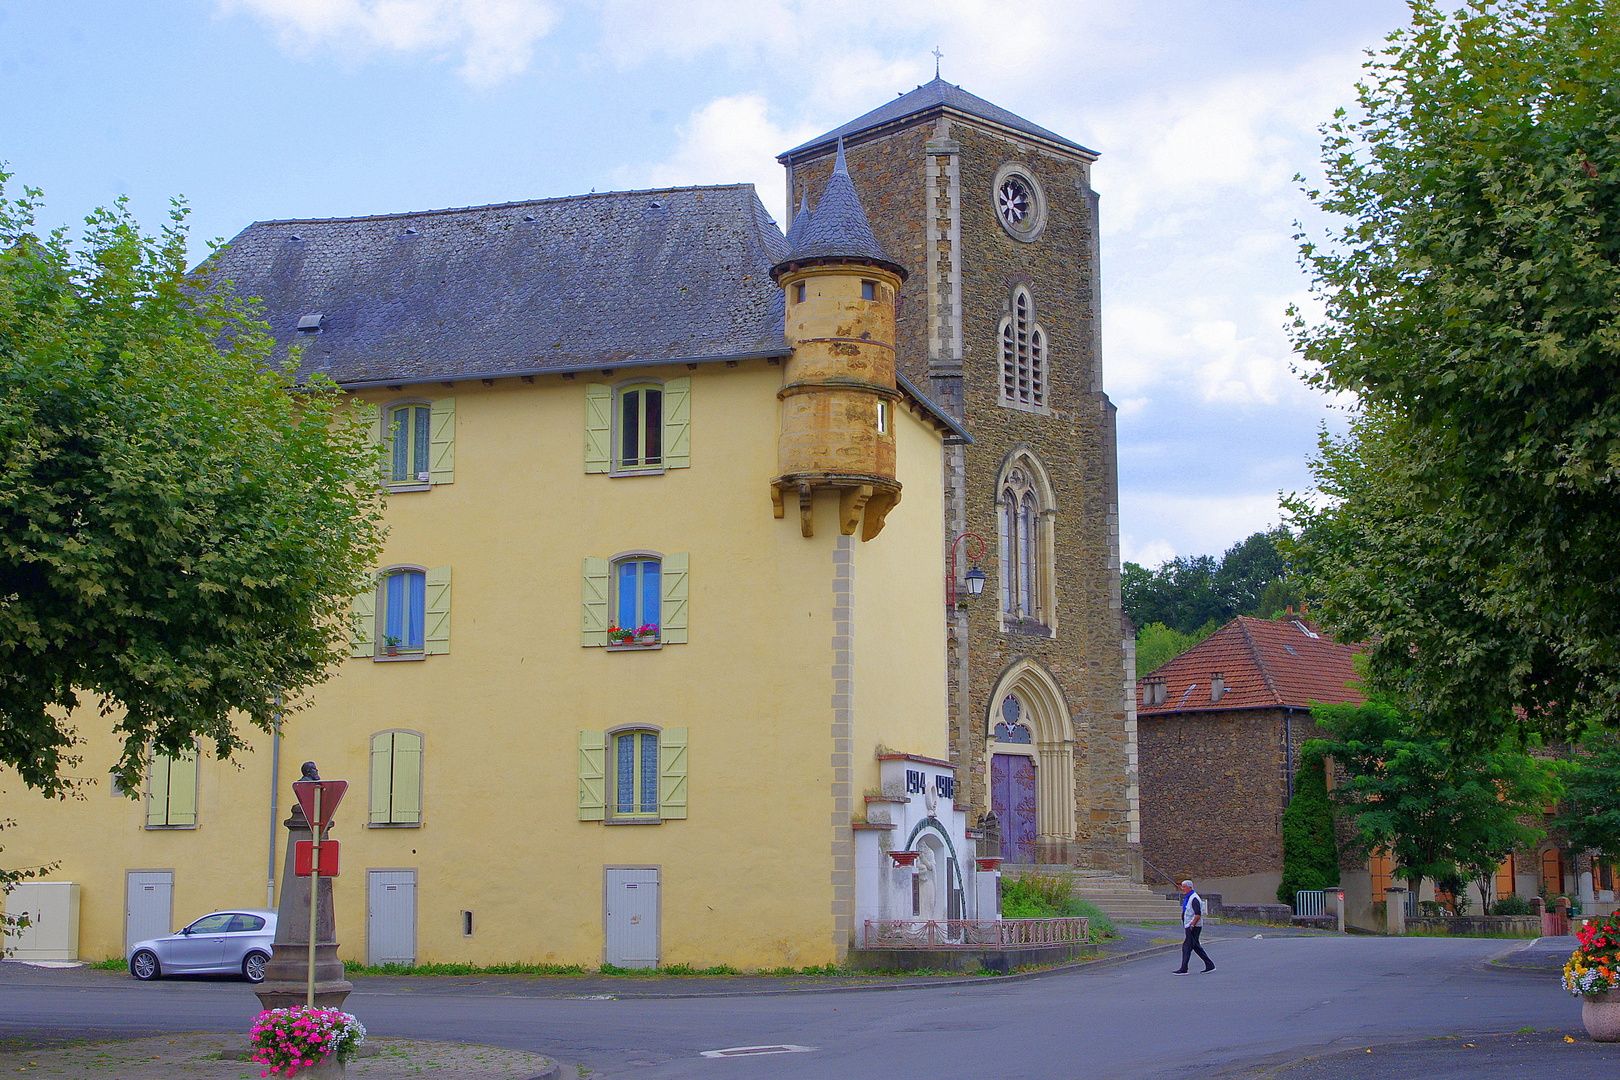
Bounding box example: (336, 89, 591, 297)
(948, 532, 987, 608)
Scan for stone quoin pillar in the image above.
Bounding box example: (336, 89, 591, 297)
(255, 801, 353, 1011)
(1385, 887, 1406, 936)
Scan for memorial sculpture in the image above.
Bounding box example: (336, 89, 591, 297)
(255, 762, 354, 1010)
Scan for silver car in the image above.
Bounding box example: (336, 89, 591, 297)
(127, 909, 278, 983)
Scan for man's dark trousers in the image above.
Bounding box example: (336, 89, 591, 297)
(1178, 926, 1213, 972)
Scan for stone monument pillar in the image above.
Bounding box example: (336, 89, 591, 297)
(255, 799, 353, 1011)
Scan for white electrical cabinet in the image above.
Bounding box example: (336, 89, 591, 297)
(3, 882, 81, 961)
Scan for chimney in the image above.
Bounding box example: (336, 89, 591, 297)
(1210, 673, 1226, 703)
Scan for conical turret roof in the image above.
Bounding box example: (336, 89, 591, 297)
(771, 140, 905, 281)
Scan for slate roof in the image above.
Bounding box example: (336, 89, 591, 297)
(207, 185, 792, 386)
(779, 77, 1096, 162)
(772, 140, 904, 279)
(1137, 617, 1364, 716)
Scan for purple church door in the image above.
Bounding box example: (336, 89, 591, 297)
(991, 754, 1038, 863)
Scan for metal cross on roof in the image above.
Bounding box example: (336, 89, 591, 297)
(932, 46, 943, 77)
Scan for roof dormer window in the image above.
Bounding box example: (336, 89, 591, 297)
(296, 313, 324, 334)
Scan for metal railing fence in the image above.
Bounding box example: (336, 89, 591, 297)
(862, 917, 1089, 949)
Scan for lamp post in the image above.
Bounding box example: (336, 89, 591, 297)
(948, 532, 987, 608)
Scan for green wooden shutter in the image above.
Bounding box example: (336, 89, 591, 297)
(584, 385, 611, 473)
(423, 566, 451, 655)
(581, 557, 610, 646)
(429, 398, 455, 484)
(369, 732, 392, 824)
(662, 377, 691, 469)
(659, 726, 688, 820)
(146, 753, 171, 827)
(350, 582, 377, 658)
(661, 552, 689, 644)
(358, 403, 386, 482)
(392, 731, 423, 824)
(578, 730, 606, 821)
(167, 750, 198, 827)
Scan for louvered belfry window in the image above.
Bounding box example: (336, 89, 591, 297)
(999, 287, 1047, 410)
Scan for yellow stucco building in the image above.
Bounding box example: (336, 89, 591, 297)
(1, 153, 989, 970)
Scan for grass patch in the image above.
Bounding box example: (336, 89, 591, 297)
(88, 957, 128, 971)
(344, 960, 587, 976)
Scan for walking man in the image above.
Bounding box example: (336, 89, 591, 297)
(1172, 878, 1215, 975)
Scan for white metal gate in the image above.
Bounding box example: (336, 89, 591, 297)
(604, 868, 659, 968)
(125, 871, 173, 955)
(367, 870, 417, 966)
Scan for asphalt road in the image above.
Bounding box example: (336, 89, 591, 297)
(1, 928, 1610, 1080)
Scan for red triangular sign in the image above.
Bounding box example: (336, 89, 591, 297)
(293, 779, 348, 828)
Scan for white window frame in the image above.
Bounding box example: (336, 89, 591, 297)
(384, 399, 434, 490)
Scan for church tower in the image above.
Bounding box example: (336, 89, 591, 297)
(779, 80, 1139, 876)
(770, 140, 907, 541)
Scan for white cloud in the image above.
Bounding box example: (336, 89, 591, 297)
(219, 0, 559, 87)
(616, 95, 818, 221)
(1121, 492, 1285, 565)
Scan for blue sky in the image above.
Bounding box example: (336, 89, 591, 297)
(1, 0, 1417, 566)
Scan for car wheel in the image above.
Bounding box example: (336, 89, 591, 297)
(130, 949, 161, 981)
(242, 950, 270, 983)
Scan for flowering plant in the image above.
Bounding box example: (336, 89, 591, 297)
(606, 624, 634, 645)
(1562, 915, 1620, 998)
(249, 1006, 366, 1077)
(634, 623, 658, 640)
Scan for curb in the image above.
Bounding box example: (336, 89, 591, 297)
(597, 940, 1183, 999)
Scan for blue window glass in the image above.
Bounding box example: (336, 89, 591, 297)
(383, 570, 426, 652)
(615, 559, 661, 631)
(390, 405, 431, 483)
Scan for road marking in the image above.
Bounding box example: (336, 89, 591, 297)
(701, 1045, 816, 1058)
(566, 994, 617, 1000)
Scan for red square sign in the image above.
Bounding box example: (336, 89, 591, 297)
(294, 840, 340, 877)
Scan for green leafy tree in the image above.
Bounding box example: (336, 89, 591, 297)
(1277, 747, 1341, 906)
(1134, 623, 1203, 678)
(1288, 0, 1620, 743)
(1216, 526, 1298, 617)
(1308, 700, 1558, 902)
(0, 174, 386, 801)
(1554, 729, 1620, 865)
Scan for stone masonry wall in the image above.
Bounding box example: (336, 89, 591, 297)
(789, 116, 1135, 872)
(1139, 708, 1328, 881)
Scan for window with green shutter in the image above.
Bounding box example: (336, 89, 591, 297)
(584, 379, 691, 474)
(580, 727, 687, 824)
(361, 565, 450, 659)
(146, 748, 199, 828)
(582, 553, 687, 646)
(369, 731, 423, 826)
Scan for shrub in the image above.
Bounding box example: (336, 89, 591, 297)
(1277, 748, 1340, 906)
(1000, 871, 1118, 941)
(1490, 895, 1534, 916)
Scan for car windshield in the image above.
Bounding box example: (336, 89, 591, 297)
(184, 913, 237, 934)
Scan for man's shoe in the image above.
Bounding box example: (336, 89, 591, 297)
(1203, 965, 1216, 973)
(1172, 969, 1189, 975)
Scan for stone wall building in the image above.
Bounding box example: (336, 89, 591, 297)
(780, 80, 1138, 873)
(1136, 616, 1362, 905)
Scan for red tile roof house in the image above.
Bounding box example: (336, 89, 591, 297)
(1135, 615, 1381, 921)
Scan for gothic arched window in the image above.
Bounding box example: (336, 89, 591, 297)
(997, 451, 1057, 630)
(999, 287, 1048, 411)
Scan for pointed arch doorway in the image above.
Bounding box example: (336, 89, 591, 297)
(985, 661, 1075, 864)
